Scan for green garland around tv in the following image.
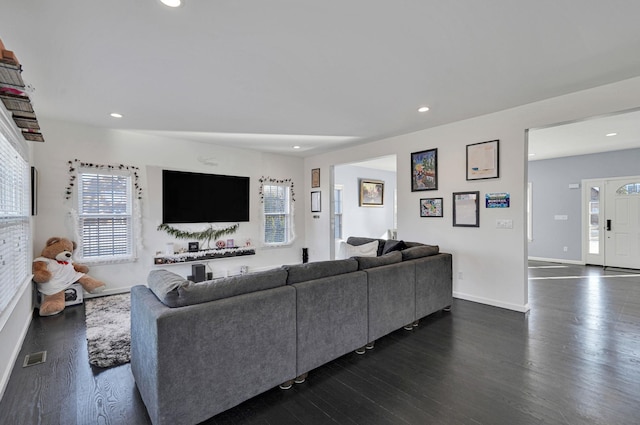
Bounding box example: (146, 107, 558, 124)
(157, 223, 239, 249)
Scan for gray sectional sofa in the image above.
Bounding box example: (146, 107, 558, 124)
(131, 237, 452, 425)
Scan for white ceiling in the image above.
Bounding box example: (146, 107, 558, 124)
(528, 109, 640, 161)
(3, 1, 640, 157)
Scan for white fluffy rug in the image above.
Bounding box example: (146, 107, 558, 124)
(85, 293, 131, 368)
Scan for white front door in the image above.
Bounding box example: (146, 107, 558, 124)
(604, 178, 640, 269)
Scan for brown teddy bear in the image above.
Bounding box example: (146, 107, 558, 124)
(33, 237, 106, 316)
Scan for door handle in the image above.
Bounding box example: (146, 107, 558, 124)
(606, 219, 612, 231)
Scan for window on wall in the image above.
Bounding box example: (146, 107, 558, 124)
(527, 182, 533, 242)
(262, 182, 293, 245)
(76, 169, 135, 262)
(0, 131, 30, 319)
(334, 185, 343, 239)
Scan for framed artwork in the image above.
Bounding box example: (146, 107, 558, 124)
(420, 198, 443, 217)
(466, 139, 499, 180)
(311, 191, 321, 212)
(311, 168, 320, 188)
(411, 148, 438, 191)
(360, 179, 384, 206)
(486, 192, 510, 208)
(453, 191, 480, 227)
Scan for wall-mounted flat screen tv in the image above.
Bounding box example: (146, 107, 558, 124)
(162, 169, 250, 223)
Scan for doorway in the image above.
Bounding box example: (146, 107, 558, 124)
(583, 176, 640, 269)
(528, 108, 640, 267)
(330, 155, 397, 259)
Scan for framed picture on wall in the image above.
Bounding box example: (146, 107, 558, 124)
(359, 179, 384, 206)
(466, 139, 499, 180)
(311, 168, 320, 188)
(411, 148, 438, 191)
(311, 191, 321, 212)
(420, 198, 443, 217)
(453, 191, 480, 227)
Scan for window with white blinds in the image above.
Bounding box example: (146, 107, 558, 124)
(263, 183, 293, 245)
(334, 186, 343, 239)
(76, 169, 134, 262)
(0, 132, 30, 317)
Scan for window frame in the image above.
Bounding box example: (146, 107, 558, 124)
(334, 185, 343, 240)
(0, 109, 31, 325)
(73, 166, 137, 264)
(261, 181, 295, 246)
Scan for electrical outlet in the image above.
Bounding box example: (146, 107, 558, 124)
(563, 246, 568, 252)
(458, 271, 463, 280)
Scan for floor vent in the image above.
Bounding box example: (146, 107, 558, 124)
(23, 351, 47, 367)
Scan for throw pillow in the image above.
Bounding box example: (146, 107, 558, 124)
(338, 240, 379, 259)
(147, 269, 189, 305)
(382, 239, 407, 255)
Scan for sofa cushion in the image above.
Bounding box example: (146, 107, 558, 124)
(284, 258, 359, 284)
(381, 239, 407, 255)
(147, 268, 288, 307)
(147, 269, 189, 306)
(355, 251, 402, 270)
(338, 240, 379, 259)
(401, 245, 440, 260)
(346, 237, 385, 256)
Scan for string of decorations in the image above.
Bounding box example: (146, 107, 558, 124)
(65, 159, 142, 200)
(157, 223, 239, 248)
(258, 176, 296, 202)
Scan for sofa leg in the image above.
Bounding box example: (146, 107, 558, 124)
(412, 320, 419, 327)
(365, 341, 375, 350)
(279, 379, 294, 390)
(355, 346, 366, 355)
(294, 373, 308, 384)
(403, 324, 413, 331)
(443, 305, 452, 312)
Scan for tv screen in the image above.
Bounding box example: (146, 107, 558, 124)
(162, 170, 250, 223)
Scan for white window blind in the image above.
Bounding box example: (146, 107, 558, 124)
(0, 132, 30, 317)
(334, 186, 343, 239)
(263, 183, 292, 245)
(77, 170, 133, 262)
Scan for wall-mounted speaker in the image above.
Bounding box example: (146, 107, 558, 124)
(192, 264, 206, 282)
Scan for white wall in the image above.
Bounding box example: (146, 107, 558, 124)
(305, 76, 640, 313)
(32, 119, 306, 291)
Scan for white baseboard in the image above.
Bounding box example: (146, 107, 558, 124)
(453, 292, 530, 313)
(528, 256, 585, 265)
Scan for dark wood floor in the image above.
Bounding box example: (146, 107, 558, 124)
(2, 262, 639, 425)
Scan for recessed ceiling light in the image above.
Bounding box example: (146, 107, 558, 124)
(528, 153, 536, 156)
(418, 106, 430, 113)
(110, 113, 123, 118)
(160, 0, 182, 7)
(606, 132, 617, 137)
(293, 145, 301, 149)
